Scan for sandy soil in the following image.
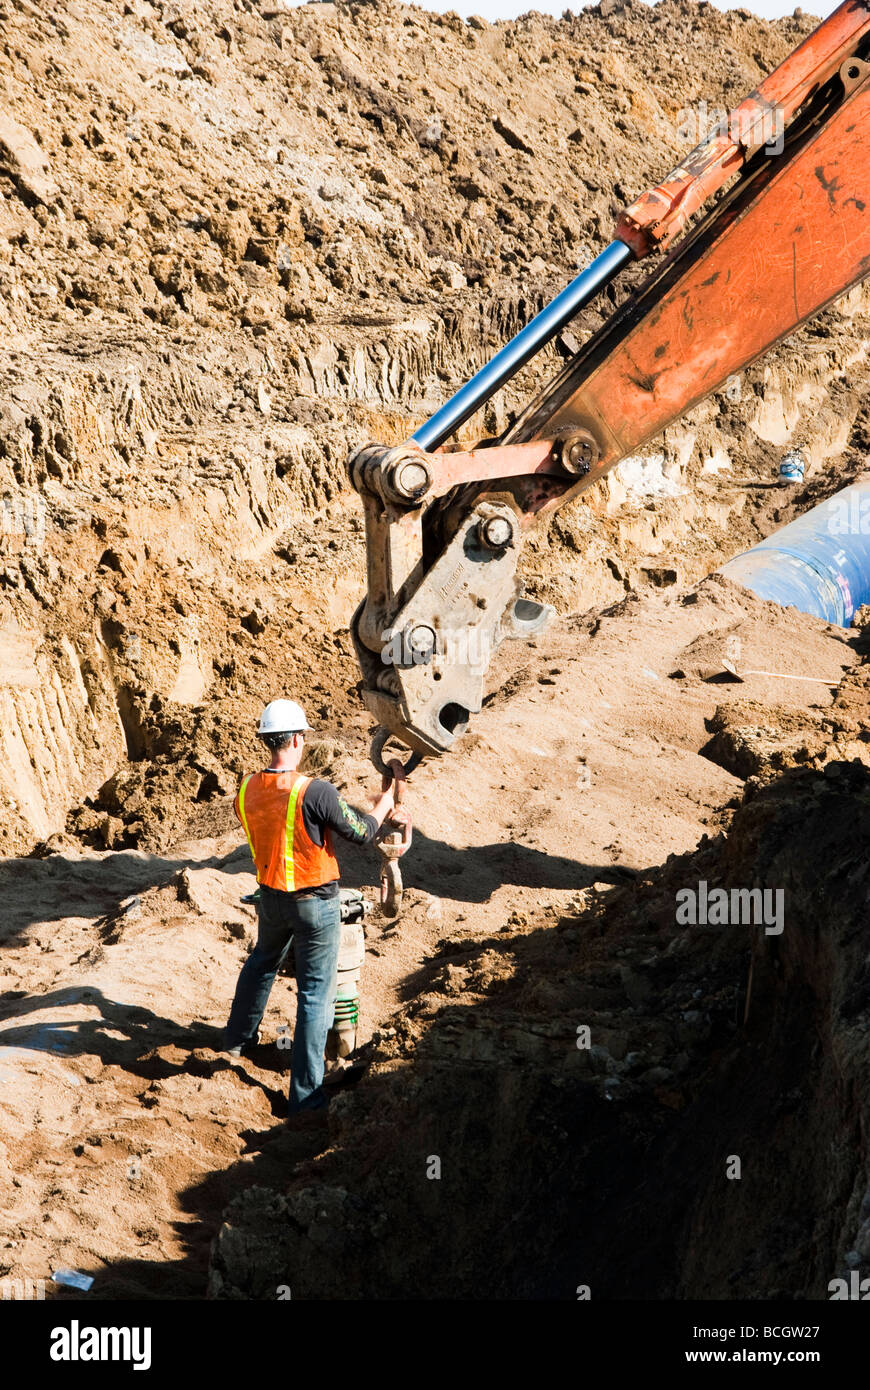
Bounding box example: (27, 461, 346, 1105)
(1, 573, 864, 1297)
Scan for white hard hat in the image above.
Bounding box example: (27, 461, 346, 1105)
(257, 699, 313, 735)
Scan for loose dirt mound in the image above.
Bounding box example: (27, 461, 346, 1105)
(2, 0, 869, 853)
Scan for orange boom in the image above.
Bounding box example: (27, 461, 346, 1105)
(349, 1, 870, 770)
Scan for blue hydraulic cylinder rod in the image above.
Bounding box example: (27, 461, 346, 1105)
(719, 480, 870, 626)
(412, 240, 633, 453)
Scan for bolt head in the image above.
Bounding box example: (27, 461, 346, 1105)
(394, 459, 431, 499)
(407, 624, 436, 660)
(560, 431, 599, 475)
(479, 516, 514, 549)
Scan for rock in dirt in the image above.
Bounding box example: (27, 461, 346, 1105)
(0, 112, 57, 204)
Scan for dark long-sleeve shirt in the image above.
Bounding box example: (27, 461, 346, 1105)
(300, 779, 378, 848)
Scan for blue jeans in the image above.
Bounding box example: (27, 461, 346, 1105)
(225, 886, 342, 1113)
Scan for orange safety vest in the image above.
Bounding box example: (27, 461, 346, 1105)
(234, 770, 339, 893)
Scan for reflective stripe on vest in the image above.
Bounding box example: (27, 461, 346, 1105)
(283, 775, 304, 893)
(237, 773, 255, 858)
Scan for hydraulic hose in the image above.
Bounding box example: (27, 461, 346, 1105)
(412, 240, 632, 451)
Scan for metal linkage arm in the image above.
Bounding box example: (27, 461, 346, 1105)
(348, 439, 563, 759)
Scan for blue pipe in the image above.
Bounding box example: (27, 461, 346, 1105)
(412, 240, 632, 452)
(718, 480, 870, 626)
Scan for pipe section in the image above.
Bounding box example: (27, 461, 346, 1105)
(719, 480, 870, 626)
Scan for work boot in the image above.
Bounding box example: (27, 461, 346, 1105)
(224, 1029, 261, 1058)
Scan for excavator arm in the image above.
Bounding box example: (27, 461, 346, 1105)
(349, 0, 870, 772)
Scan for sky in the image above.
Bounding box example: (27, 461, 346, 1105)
(292, 0, 840, 20)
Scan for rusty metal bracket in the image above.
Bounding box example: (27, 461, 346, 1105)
(349, 440, 556, 759)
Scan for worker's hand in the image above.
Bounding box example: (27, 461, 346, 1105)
(372, 756, 407, 829)
(370, 784, 395, 827)
(381, 757, 406, 794)
(389, 806, 411, 828)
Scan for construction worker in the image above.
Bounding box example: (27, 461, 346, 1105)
(224, 698, 403, 1119)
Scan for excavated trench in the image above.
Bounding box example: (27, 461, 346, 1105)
(209, 763, 870, 1301)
